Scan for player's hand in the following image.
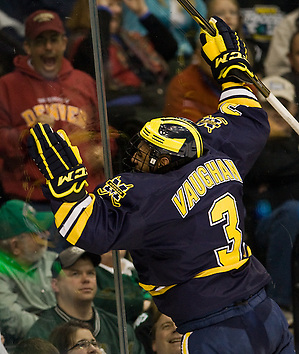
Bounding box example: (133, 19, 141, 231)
(28, 123, 88, 202)
(200, 16, 254, 84)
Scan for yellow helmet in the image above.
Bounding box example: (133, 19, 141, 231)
(125, 117, 204, 173)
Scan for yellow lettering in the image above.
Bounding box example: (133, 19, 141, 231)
(216, 159, 234, 181)
(215, 53, 229, 68)
(48, 103, 60, 121)
(205, 160, 224, 184)
(172, 187, 188, 218)
(215, 52, 243, 68)
(74, 167, 88, 179)
(22, 109, 37, 127)
(230, 52, 243, 60)
(33, 104, 46, 117)
(67, 106, 87, 128)
(197, 166, 215, 188)
(67, 106, 79, 124)
(58, 104, 67, 121)
(183, 180, 199, 209)
(224, 159, 242, 182)
(256, 7, 278, 14)
(189, 171, 206, 196)
(58, 171, 74, 186)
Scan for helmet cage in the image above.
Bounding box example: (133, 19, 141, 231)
(123, 134, 162, 173)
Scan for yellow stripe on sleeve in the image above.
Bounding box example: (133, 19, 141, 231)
(182, 332, 192, 354)
(55, 194, 95, 244)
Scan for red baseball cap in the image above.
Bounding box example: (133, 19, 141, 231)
(25, 10, 65, 40)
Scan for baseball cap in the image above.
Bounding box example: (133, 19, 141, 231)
(0, 199, 54, 240)
(51, 246, 102, 278)
(25, 10, 65, 40)
(258, 76, 295, 103)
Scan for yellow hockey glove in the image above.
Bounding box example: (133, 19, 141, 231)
(200, 16, 255, 84)
(28, 123, 88, 202)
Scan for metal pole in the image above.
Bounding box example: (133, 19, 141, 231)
(88, 1, 129, 352)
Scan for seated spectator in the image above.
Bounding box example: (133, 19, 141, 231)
(243, 75, 299, 318)
(282, 30, 299, 117)
(94, 250, 151, 324)
(0, 9, 116, 206)
(13, 338, 59, 354)
(49, 320, 105, 354)
(134, 302, 182, 354)
(26, 246, 145, 354)
(264, 8, 299, 77)
(0, 199, 56, 345)
(121, 0, 207, 66)
(68, 0, 178, 134)
(151, 311, 182, 354)
(132, 301, 155, 354)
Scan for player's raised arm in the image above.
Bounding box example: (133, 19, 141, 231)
(196, 16, 269, 175)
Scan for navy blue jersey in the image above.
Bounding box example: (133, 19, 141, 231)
(50, 84, 271, 331)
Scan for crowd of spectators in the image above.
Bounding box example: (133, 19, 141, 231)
(0, 0, 299, 352)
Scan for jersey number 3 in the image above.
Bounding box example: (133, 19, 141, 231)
(209, 192, 244, 267)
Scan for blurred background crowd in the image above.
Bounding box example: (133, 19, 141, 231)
(1, 0, 299, 353)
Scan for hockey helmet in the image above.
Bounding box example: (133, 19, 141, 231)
(125, 117, 204, 173)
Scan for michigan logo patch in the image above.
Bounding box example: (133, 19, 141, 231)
(197, 115, 228, 133)
(97, 176, 134, 207)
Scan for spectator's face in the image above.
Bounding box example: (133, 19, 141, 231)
(208, 0, 239, 32)
(265, 105, 293, 138)
(289, 33, 299, 74)
(24, 30, 67, 79)
(68, 328, 101, 353)
(16, 231, 48, 266)
(152, 314, 182, 354)
(52, 258, 97, 303)
(108, 0, 123, 34)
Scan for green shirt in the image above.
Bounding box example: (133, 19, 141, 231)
(95, 265, 151, 324)
(0, 249, 57, 343)
(26, 305, 146, 354)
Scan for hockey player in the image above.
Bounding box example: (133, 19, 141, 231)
(28, 16, 295, 353)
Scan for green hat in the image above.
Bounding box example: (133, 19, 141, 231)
(0, 200, 54, 240)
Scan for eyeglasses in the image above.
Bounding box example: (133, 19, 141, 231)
(68, 339, 99, 351)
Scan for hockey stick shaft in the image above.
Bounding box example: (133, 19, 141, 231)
(177, 0, 299, 135)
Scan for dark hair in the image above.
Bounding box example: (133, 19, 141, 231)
(13, 338, 59, 354)
(49, 320, 94, 354)
(148, 302, 164, 341)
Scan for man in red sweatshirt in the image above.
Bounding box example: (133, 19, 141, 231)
(0, 9, 115, 205)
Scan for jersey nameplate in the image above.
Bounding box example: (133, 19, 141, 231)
(96, 176, 134, 207)
(171, 158, 242, 218)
